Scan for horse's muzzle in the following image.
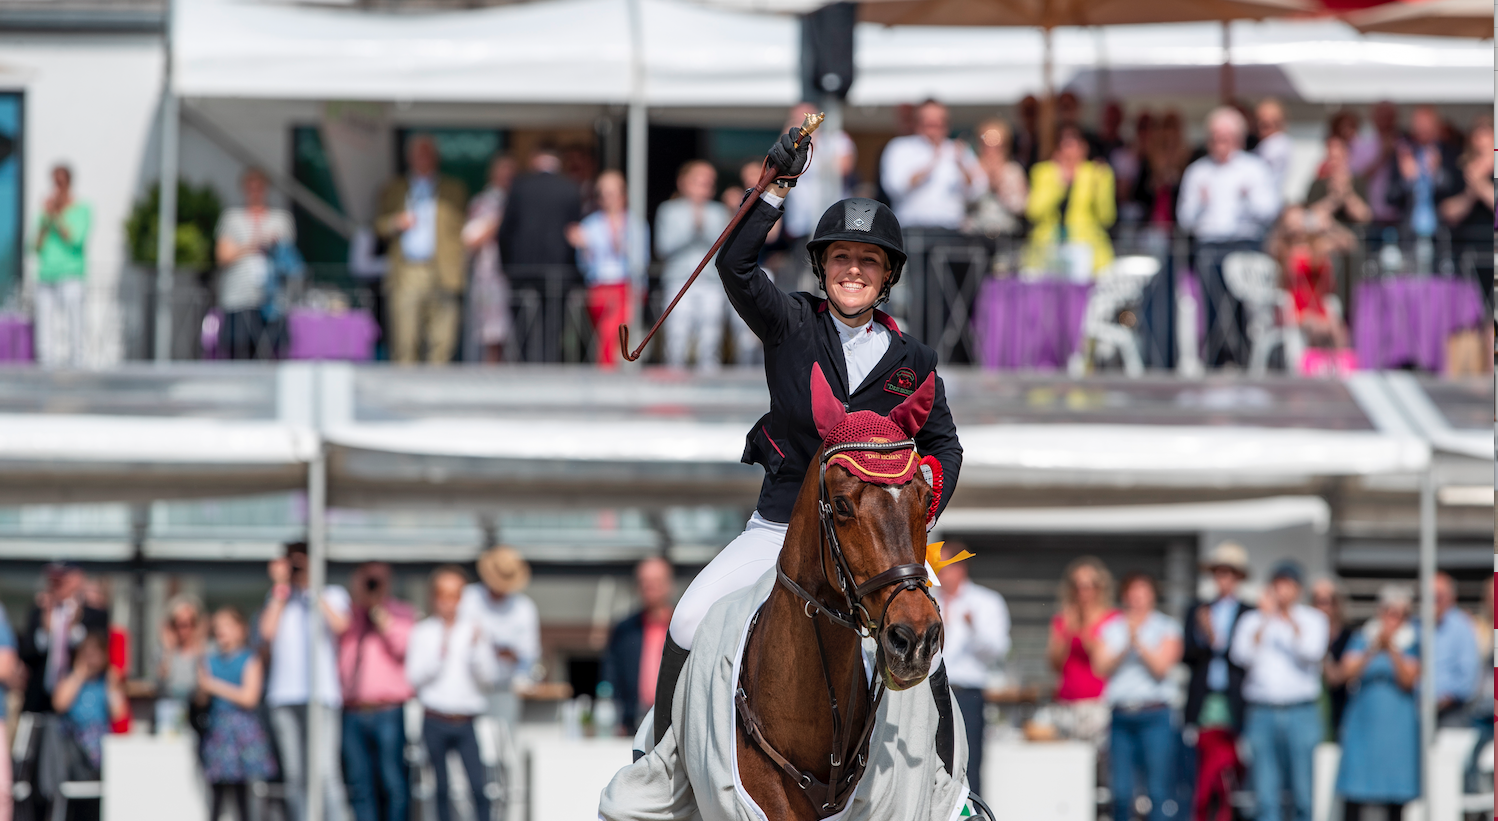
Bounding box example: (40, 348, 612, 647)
(879, 620, 942, 691)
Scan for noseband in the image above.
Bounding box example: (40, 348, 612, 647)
(736, 439, 939, 818)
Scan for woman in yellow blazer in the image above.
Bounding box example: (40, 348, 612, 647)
(1024, 125, 1117, 276)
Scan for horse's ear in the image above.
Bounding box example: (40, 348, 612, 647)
(889, 372, 936, 437)
(810, 362, 846, 440)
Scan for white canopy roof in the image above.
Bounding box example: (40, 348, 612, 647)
(325, 418, 1429, 485)
(174, 0, 1492, 104)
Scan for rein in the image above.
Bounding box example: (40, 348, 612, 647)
(736, 439, 936, 818)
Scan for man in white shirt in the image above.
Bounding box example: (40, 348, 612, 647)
(879, 99, 987, 359)
(1230, 561, 1327, 821)
(933, 542, 1009, 798)
(1177, 107, 1281, 368)
(881, 101, 985, 231)
(375, 134, 468, 364)
(407, 566, 499, 821)
(259, 542, 351, 821)
(1254, 99, 1293, 198)
(458, 547, 541, 764)
(657, 161, 736, 371)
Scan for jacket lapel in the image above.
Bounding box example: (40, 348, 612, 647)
(816, 302, 852, 399)
(853, 330, 908, 397)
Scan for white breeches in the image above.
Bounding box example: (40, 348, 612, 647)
(668, 513, 787, 649)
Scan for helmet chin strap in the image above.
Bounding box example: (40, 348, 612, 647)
(817, 268, 893, 321)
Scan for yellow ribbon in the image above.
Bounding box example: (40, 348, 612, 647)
(925, 541, 975, 586)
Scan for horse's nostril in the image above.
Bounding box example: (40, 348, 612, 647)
(922, 622, 943, 656)
(885, 624, 916, 659)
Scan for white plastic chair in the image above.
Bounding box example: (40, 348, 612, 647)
(1221, 251, 1303, 376)
(1068, 255, 1158, 377)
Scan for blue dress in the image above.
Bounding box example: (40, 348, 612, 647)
(200, 648, 278, 783)
(1335, 631, 1420, 803)
(65, 678, 111, 771)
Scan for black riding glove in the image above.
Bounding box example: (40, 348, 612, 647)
(766, 128, 812, 187)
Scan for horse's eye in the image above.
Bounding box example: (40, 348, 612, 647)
(834, 497, 854, 517)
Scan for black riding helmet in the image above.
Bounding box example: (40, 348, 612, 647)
(805, 198, 907, 313)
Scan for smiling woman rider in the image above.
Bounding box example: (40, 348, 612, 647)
(646, 127, 964, 750)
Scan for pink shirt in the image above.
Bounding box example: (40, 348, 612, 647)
(338, 600, 416, 707)
(1051, 610, 1119, 702)
(637, 613, 670, 711)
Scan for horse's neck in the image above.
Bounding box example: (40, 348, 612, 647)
(742, 511, 869, 779)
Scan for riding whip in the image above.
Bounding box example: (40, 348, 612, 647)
(618, 111, 825, 362)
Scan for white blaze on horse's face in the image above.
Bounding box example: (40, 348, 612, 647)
(884, 486, 902, 502)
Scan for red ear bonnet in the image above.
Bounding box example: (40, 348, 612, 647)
(810, 362, 847, 440)
(888, 372, 935, 438)
(810, 363, 926, 486)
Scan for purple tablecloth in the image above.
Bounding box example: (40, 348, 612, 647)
(973, 278, 1092, 370)
(0, 314, 33, 362)
(286, 308, 380, 361)
(1352, 276, 1484, 372)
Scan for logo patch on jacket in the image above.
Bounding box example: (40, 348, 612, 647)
(884, 367, 918, 396)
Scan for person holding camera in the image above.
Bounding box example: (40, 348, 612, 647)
(260, 542, 351, 821)
(337, 562, 415, 821)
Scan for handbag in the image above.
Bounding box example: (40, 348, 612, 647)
(261, 241, 307, 323)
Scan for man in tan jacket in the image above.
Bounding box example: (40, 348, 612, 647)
(376, 135, 468, 364)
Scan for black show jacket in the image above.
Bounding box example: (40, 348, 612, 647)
(717, 195, 962, 524)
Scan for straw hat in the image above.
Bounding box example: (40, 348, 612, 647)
(477, 546, 531, 596)
(1203, 542, 1250, 577)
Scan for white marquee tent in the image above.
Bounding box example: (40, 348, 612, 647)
(174, 0, 1491, 106)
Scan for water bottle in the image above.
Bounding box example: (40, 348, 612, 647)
(1378, 227, 1404, 275)
(594, 682, 619, 738)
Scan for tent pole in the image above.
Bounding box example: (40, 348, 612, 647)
(1039, 26, 1055, 161)
(1417, 466, 1437, 805)
(819, 96, 844, 225)
(153, 0, 178, 363)
(306, 364, 329, 821)
(625, 0, 648, 368)
(1220, 21, 1234, 105)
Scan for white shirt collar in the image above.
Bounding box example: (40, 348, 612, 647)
(833, 314, 875, 343)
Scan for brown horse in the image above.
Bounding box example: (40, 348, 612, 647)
(734, 363, 946, 820)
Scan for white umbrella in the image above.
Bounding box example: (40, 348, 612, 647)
(1345, 0, 1493, 38)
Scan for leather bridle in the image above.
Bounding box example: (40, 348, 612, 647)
(735, 439, 938, 818)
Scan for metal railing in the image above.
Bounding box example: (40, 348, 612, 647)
(0, 222, 1487, 370)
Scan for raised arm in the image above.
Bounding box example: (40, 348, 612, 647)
(1246, 162, 1283, 227)
(717, 192, 802, 346)
(469, 624, 502, 689)
(403, 623, 444, 690)
(655, 201, 705, 260)
(198, 655, 265, 709)
(1229, 611, 1261, 669)
(1175, 164, 1205, 232)
(970, 592, 1011, 663)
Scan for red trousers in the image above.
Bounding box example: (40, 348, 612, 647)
(1193, 728, 1241, 821)
(588, 283, 632, 367)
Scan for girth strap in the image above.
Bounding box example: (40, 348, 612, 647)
(735, 686, 883, 817)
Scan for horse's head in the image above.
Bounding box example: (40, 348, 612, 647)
(809, 363, 943, 691)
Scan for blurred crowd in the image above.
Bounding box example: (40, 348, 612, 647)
(981, 544, 1492, 821)
(0, 545, 541, 821)
(25, 96, 1491, 371)
(0, 543, 1490, 821)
